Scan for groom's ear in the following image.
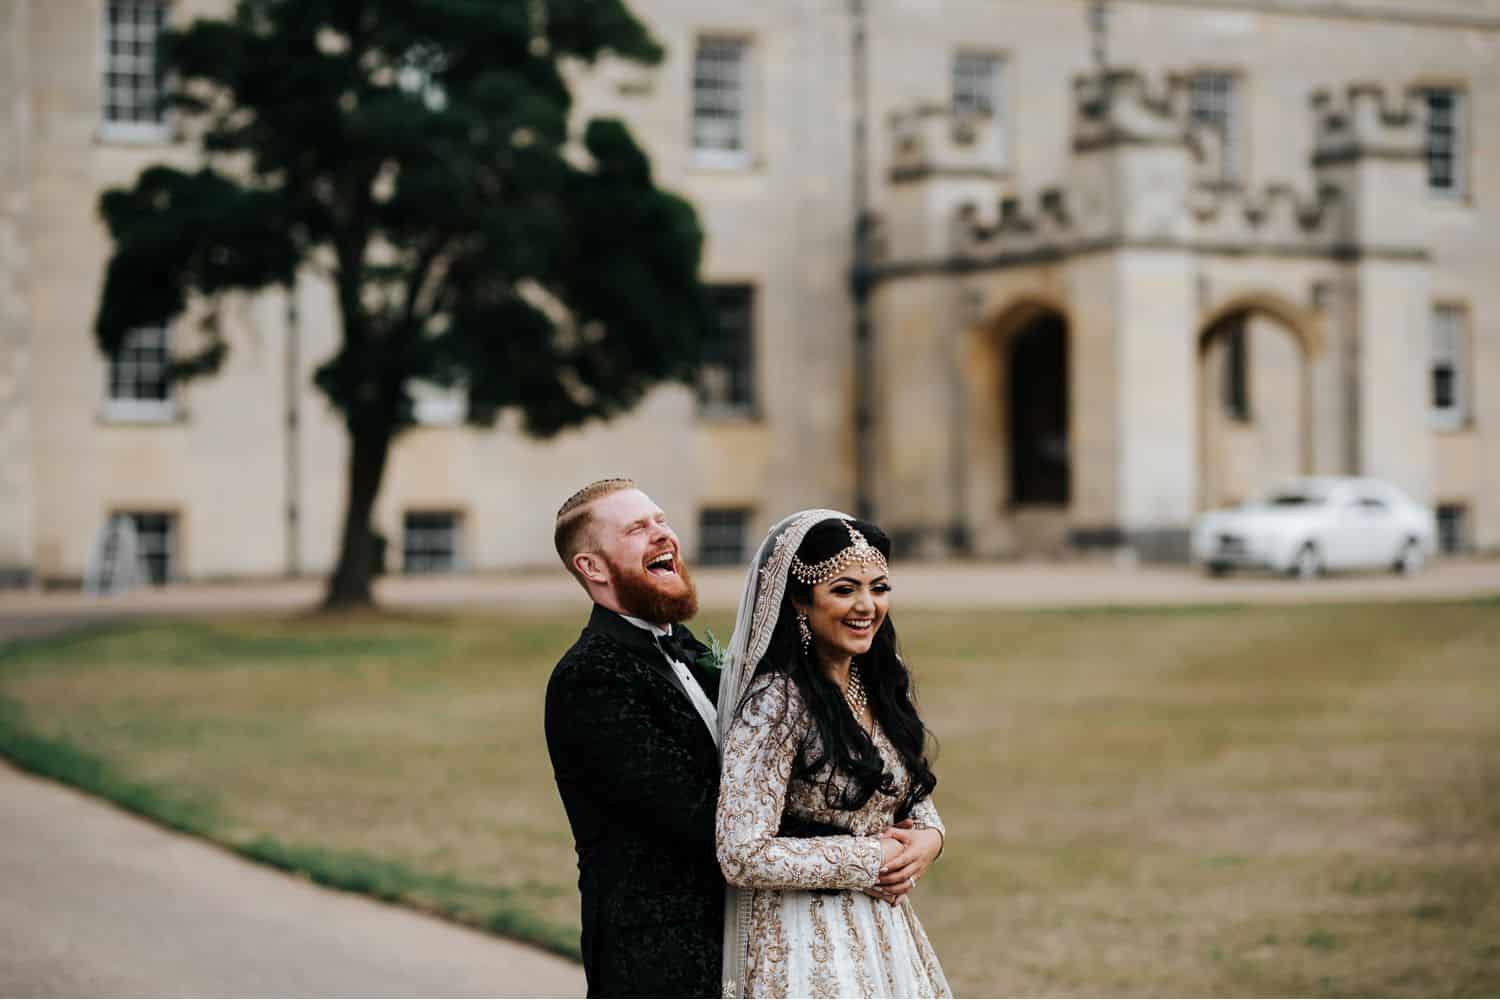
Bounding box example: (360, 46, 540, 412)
(573, 552, 609, 586)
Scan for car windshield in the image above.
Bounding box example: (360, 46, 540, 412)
(1262, 491, 1324, 507)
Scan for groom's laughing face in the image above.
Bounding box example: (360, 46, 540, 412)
(592, 488, 699, 624)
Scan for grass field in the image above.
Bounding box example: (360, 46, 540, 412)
(1, 601, 1497, 996)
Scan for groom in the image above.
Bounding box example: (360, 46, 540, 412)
(545, 478, 723, 998)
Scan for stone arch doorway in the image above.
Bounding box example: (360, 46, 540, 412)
(960, 294, 1073, 556)
(1197, 295, 1319, 510)
(1008, 311, 1070, 506)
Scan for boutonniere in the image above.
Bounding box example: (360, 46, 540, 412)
(695, 628, 726, 680)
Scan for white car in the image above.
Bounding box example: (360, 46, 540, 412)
(1192, 477, 1438, 578)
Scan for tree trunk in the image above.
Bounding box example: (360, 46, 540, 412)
(322, 421, 394, 610)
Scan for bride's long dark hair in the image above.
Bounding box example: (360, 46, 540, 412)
(740, 517, 938, 817)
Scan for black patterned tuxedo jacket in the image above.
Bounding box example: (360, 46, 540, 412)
(545, 604, 724, 999)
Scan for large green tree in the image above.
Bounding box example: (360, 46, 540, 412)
(95, 0, 708, 608)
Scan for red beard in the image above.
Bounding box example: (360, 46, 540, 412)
(607, 552, 699, 625)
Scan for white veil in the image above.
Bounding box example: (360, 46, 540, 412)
(716, 507, 855, 998)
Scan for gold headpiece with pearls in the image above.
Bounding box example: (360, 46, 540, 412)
(789, 521, 888, 585)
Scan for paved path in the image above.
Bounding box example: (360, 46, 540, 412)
(0, 760, 585, 997)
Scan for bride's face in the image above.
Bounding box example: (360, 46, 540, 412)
(801, 564, 891, 663)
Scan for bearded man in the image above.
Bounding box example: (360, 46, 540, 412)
(545, 478, 723, 998)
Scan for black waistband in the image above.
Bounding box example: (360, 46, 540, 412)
(777, 814, 852, 838)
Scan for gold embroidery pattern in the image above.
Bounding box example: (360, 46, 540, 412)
(841, 891, 879, 999)
(718, 674, 951, 997)
(807, 894, 840, 998)
(717, 680, 885, 891)
(746, 889, 789, 1000)
(868, 890, 899, 996)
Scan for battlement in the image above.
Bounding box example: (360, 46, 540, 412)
(879, 70, 1425, 267)
(888, 104, 1007, 181)
(1072, 68, 1191, 151)
(954, 188, 1074, 259)
(1188, 181, 1343, 250)
(1311, 83, 1424, 165)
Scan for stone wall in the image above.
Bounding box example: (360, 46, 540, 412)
(7, 0, 1500, 581)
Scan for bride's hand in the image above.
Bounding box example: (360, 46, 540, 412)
(876, 826, 942, 896)
(879, 835, 904, 868)
(861, 836, 906, 906)
(862, 835, 913, 907)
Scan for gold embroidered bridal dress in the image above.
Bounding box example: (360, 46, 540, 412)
(714, 509, 951, 999)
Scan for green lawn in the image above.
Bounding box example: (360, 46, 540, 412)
(2, 601, 1498, 996)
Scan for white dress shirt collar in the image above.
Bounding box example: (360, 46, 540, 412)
(618, 614, 719, 744)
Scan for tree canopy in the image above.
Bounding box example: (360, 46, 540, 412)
(96, 0, 710, 606)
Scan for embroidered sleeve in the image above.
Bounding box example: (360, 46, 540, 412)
(908, 794, 945, 854)
(716, 678, 884, 891)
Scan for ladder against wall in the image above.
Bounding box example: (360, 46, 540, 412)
(83, 514, 150, 597)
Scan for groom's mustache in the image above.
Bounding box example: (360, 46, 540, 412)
(605, 551, 699, 624)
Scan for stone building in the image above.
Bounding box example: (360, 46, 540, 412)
(0, 0, 1496, 584)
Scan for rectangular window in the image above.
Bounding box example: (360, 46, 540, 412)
(699, 284, 755, 416)
(1423, 88, 1467, 198)
(692, 36, 750, 168)
(106, 325, 175, 422)
(1430, 304, 1468, 429)
(103, 0, 170, 141)
(699, 508, 751, 566)
(1224, 319, 1250, 422)
(403, 511, 462, 574)
(1436, 504, 1468, 554)
(116, 511, 176, 585)
(1189, 72, 1240, 181)
(952, 52, 1007, 165)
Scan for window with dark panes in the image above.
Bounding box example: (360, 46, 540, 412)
(952, 52, 1008, 165)
(692, 37, 750, 166)
(403, 511, 462, 573)
(103, 1, 169, 133)
(1423, 89, 1466, 197)
(1188, 71, 1241, 181)
(699, 284, 755, 416)
(1436, 504, 1467, 554)
(117, 511, 176, 584)
(1429, 304, 1467, 429)
(106, 325, 176, 422)
(699, 508, 751, 566)
(109, 325, 171, 403)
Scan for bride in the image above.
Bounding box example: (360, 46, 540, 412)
(715, 510, 950, 998)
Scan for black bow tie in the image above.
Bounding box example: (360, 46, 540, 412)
(655, 629, 692, 667)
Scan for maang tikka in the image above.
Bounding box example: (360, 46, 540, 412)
(790, 521, 888, 586)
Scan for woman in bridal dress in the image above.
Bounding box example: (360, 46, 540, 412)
(715, 510, 950, 998)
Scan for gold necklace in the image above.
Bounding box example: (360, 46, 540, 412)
(843, 663, 869, 726)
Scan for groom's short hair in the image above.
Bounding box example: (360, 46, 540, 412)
(555, 477, 637, 584)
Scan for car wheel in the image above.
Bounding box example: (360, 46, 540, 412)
(1206, 562, 1230, 578)
(1394, 538, 1424, 576)
(1289, 543, 1322, 580)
